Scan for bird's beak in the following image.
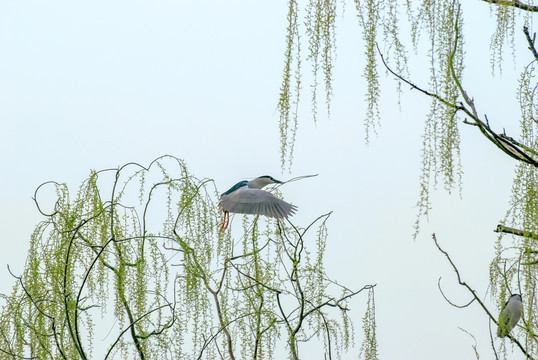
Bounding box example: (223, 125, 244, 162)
(274, 179, 283, 184)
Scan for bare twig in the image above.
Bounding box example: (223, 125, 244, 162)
(433, 234, 534, 359)
(458, 327, 480, 360)
(438, 277, 475, 308)
(489, 320, 500, 360)
(281, 174, 319, 185)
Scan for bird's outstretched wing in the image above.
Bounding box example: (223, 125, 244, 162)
(219, 188, 297, 219)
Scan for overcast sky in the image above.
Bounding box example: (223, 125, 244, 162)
(0, 1, 531, 359)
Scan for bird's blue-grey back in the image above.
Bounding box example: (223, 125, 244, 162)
(221, 180, 248, 197)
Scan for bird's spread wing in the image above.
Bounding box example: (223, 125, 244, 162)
(219, 188, 297, 218)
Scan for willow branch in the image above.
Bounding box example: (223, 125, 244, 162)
(63, 220, 90, 360)
(175, 233, 236, 360)
(105, 302, 174, 359)
(379, 14, 538, 166)
(429, 7, 538, 166)
(376, 43, 464, 112)
(450, 18, 538, 166)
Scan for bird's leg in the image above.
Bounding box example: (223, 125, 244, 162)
(219, 211, 229, 232)
(219, 214, 225, 232)
(223, 211, 229, 230)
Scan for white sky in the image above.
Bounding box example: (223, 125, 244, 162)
(0, 1, 531, 359)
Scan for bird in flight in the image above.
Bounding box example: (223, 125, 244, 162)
(219, 175, 297, 232)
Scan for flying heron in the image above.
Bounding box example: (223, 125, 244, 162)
(218, 175, 297, 232)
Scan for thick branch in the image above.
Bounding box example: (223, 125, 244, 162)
(495, 225, 538, 240)
(449, 10, 538, 166)
(523, 26, 538, 62)
(481, 0, 538, 12)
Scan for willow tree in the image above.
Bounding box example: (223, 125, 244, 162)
(277, 0, 538, 358)
(0, 155, 376, 359)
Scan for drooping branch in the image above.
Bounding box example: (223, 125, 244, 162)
(63, 220, 90, 360)
(376, 43, 463, 113)
(6, 265, 68, 359)
(274, 215, 374, 360)
(449, 14, 538, 167)
(105, 302, 175, 359)
(378, 23, 538, 167)
(2, 155, 374, 359)
(174, 233, 237, 360)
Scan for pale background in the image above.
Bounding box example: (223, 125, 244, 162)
(0, 1, 527, 359)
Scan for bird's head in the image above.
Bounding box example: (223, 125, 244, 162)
(247, 175, 282, 189)
(510, 294, 522, 302)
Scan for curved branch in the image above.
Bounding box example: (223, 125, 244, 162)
(437, 277, 476, 308)
(433, 234, 534, 359)
(32, 181, 61, 217)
